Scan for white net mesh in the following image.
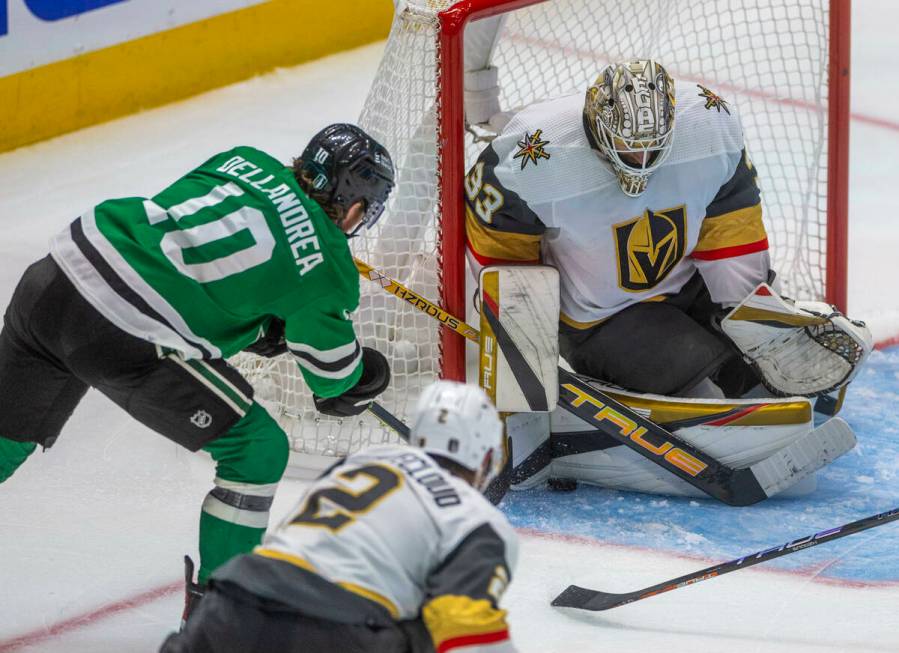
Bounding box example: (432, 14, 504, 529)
(233, 0, 838, 472)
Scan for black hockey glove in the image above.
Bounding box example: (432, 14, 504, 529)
(313, 347, 390, 418)
(243, 318, 287, 358)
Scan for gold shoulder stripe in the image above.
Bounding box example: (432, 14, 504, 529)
(693, 203, 766, 253)
(465, 206, 542, 264)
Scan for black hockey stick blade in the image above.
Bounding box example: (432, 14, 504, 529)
(552, 506, 899, 611)
(367, 401, 410, 442)
(551, 585, 632, 611)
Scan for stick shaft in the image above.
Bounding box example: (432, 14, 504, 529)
(367, 401, 410, 442)
(354, 258, 479, 343)
(553, 506, 899, 611)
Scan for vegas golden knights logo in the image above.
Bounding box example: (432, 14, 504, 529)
(614, 205, 686, 292)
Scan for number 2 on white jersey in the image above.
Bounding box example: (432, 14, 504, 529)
(290, 464, 402, 533)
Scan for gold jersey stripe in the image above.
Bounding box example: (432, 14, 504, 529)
(253, 547, 400, 619)
(336, 581, 400, 619)
(252, 547, 318, 573)
(693, 203, 766, 253)
(560, 295, 668, 330)
(465, 207, 541, 264)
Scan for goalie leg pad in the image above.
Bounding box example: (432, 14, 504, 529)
(506, 412, 552, 490)
(479, 265, 559, 412)
(547, 380, 833, 499)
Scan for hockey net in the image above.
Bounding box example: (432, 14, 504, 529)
(233, 0, 849, 474)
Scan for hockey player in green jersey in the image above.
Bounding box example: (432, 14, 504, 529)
(0, 124, 395, 596)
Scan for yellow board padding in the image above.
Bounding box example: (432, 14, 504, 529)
(0, 0, 393, 153)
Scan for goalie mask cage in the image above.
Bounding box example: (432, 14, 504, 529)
(234, 0, 850, 473)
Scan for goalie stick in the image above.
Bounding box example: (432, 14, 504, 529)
(355, 258, 855, 506)
(551, 505, 899, 611)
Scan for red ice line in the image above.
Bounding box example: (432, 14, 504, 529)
(508, 32, 899, 133)
(0, 581, 181, 652)
(3, 527, 897, 651)
(875, 335, 899, 350)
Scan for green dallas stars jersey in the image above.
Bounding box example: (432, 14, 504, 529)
(50, 146, 363, 398)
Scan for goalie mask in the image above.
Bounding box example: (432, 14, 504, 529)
(584, 59, 676, 197)
(410, 380, 504, 494)
(295, 123, 395, 235)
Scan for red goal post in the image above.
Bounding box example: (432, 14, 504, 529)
(234, 0, 851, 469)
(435, 0, 851, 387)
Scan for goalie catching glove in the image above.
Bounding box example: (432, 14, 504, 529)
(313, 347, 390, 418)
(721, 283, 873, 397)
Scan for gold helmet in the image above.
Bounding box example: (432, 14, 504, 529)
(584, 59, 676, 197)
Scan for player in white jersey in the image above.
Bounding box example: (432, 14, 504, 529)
(161, 380, 518, 653)
(465, 59, 870, 401)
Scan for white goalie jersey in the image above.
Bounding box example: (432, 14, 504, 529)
(230, 444, 519, 652)
(465, 81, 770, 330)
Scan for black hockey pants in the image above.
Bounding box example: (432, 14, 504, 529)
(160, 582, 420, 653)
(559, 272, 760, 397)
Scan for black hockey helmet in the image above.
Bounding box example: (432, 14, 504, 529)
(294, 123, 395, 235)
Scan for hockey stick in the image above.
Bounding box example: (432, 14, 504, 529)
(551, 506, 899, 611)
(355, 257, 855, 506)
(367, 402, 410, 441)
